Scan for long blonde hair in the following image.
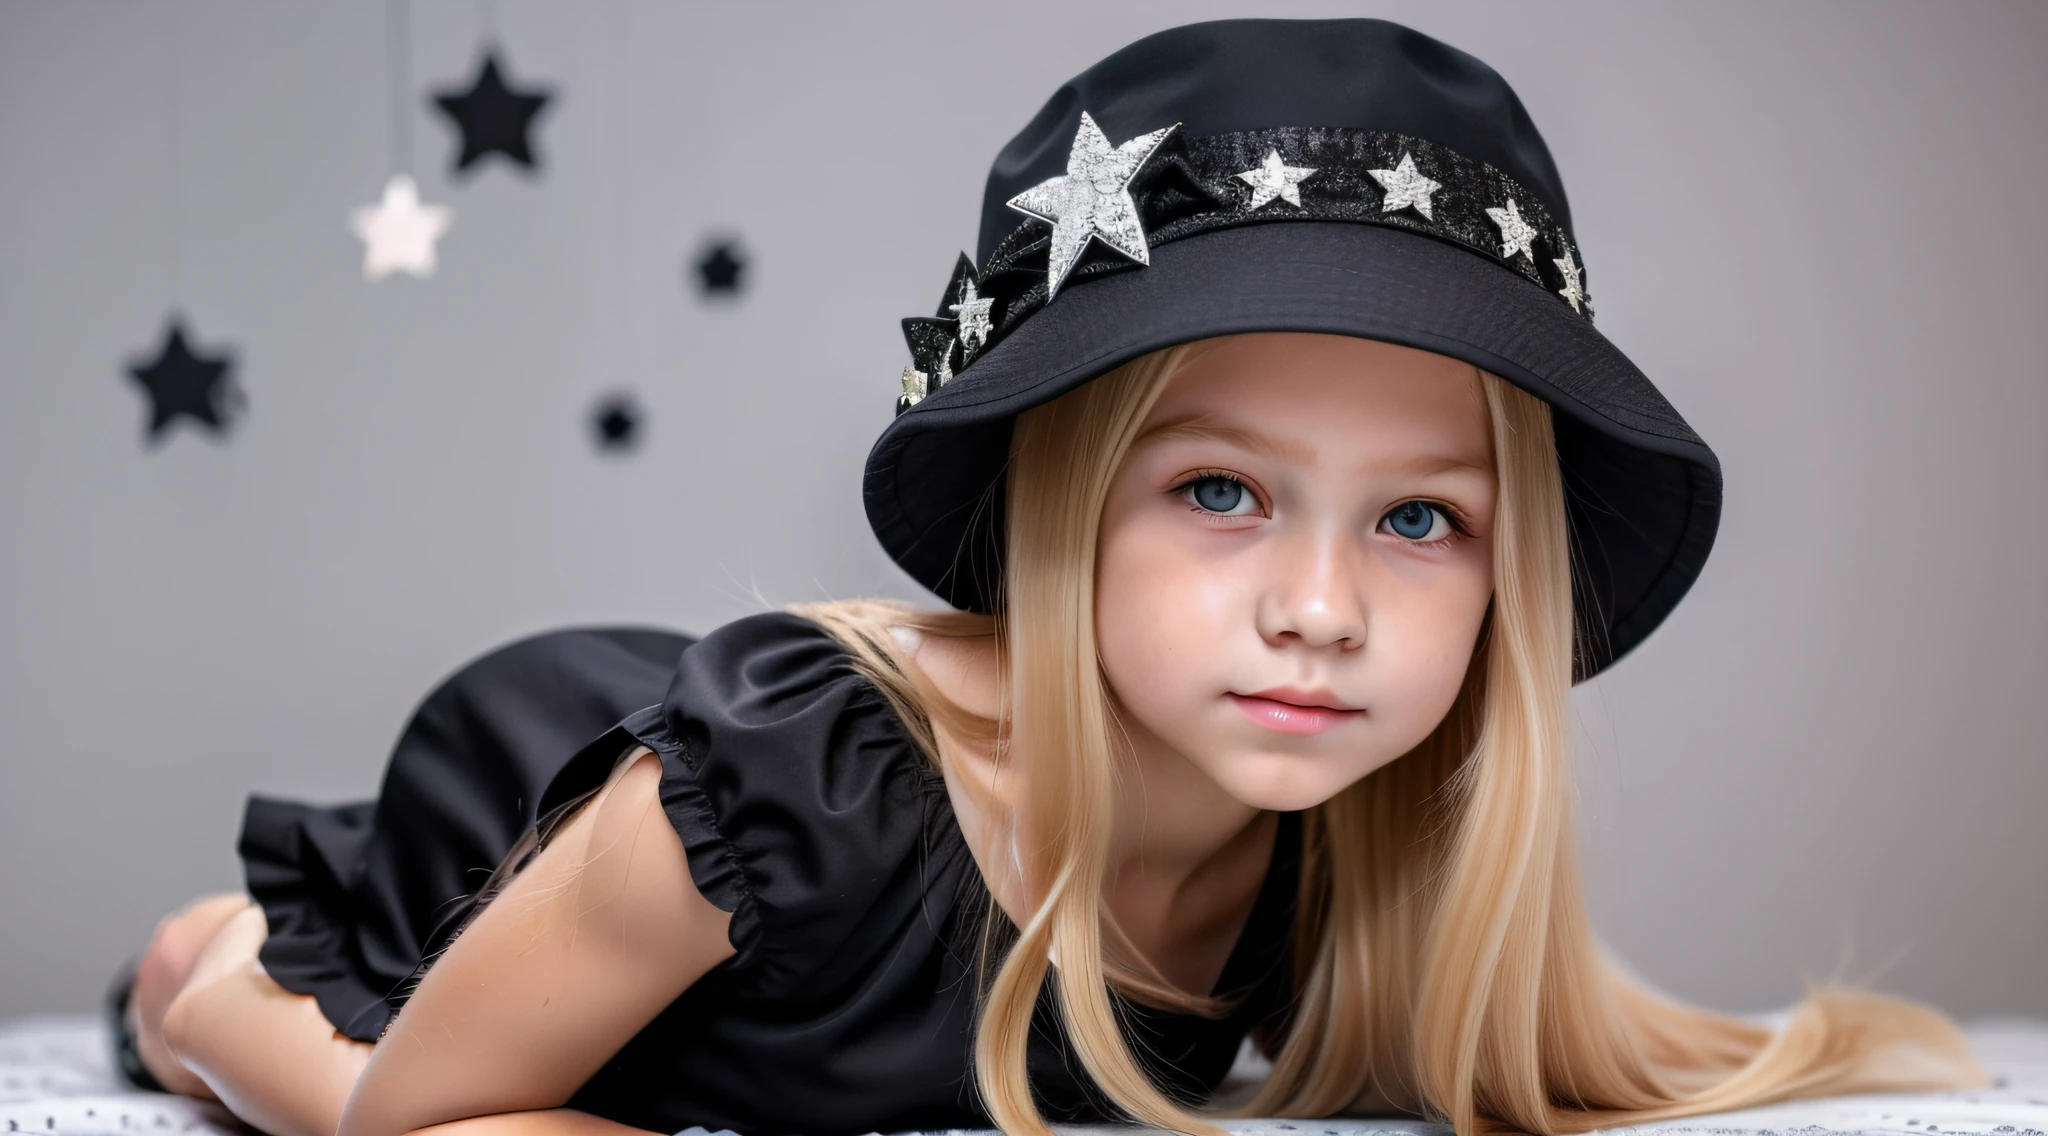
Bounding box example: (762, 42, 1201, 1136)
(799, 344, 1982, 1136)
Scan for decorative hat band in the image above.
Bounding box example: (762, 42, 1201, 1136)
(898, 114, 1592, 412)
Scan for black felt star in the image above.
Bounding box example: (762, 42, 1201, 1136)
(127, 318, 242, 444)
(694, 241, 746, 297)
(591, 394, 640, 452)
(431, 51, 552, 177)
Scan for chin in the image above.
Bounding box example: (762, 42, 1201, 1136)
(1206, 747, 1365, 812)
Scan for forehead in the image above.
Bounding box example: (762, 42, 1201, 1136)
(1139, 333, 1493, 463)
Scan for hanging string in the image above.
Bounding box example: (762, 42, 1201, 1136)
(476, 0, 500, 48)
(387, 0, 413, 175)
(166, 0, 185, 306)
(615, 0, 651, 401)
(608, 0, 626, 388)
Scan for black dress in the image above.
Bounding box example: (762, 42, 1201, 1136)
(240, 611, 1302, 1136)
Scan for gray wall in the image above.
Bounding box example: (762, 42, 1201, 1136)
(2, 1, 2043, 1023)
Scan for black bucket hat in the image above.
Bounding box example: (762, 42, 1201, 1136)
(863, 17, 1721, 679)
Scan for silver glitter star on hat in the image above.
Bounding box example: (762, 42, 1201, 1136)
(949, 278, 995, 360)
(1485, 198, 1538, 262)
(1006, 111, 1178, 298)
(896, 341, 955, 411)
(1234, 149, 1317, 210)
(899, 364, 929, 410)
(1368, 152, 1442, 220)
(1554, 246, 1587, 313)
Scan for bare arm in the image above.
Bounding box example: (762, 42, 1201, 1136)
(401, 1111, 652, 1136)
(338, 746, 736, 1136)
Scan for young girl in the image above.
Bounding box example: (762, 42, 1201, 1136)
(113, 17, 1983, 1136)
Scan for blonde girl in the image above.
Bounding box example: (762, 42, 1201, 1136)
(114, 18, 1981, 1136)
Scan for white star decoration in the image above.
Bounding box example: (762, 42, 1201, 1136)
(1006, 111, 1178, 298)
(948, 278, 995, 359)
(1485, 198, 1538, 262)
(1368, 152, 1442, 220)
(350, 174, 452, 281)
(1234, 149, 1317, 210)
(1554, 246, 1587, 312)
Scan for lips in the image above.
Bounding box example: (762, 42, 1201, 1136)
(1227, 687, 1364, 736)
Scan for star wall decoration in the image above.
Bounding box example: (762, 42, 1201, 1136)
(431, 52, 552, 177)
(1484, 198, 1537, 262)
(1368, 152, 1442, 220)
(127, 318, 244, 444)
(695, 241, 746, 298)
(591, 393, 641, 452)
(350, 174, 453, 280)
(1234, 149, 1317, 211)
(948, 278, 994, 359)
(1006, 111, 1178, 298)
(1554, 246, 1587, 313)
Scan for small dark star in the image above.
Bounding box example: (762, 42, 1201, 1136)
(694, 241, 746, 297)
(431, 51, 552, 176)
(127, 318, 243, 444)
(591, 394, 641, 452)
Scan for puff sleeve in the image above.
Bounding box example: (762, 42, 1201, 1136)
(532, 611, 945, 996)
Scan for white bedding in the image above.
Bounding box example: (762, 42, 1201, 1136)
(3, 1014, 2043, 1136)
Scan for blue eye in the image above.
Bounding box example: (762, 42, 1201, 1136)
(1381, 500, 1451, 541)
(1184, 475, 1256, 516)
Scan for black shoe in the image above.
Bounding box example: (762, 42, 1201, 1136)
(105, 955, 168, 1092)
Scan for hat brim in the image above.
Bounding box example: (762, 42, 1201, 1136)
(864, 221, 1720, 678)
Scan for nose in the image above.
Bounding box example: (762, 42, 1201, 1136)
(1255, 526, 1368, 651)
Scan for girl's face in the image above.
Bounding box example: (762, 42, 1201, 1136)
(1095, 333, 1498, 812)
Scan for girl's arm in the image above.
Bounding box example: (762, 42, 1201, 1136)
(403, 1111, 653, 1136)
(338, 747, 737, 1136)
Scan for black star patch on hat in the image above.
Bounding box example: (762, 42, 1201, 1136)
(694, 241, 746, 297)
(127, 318, 243, 444)
(432, 51, 552, 176)
(591, 393, 640, 452)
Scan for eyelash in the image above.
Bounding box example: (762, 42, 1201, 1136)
(1170, 470, 1267, 517)
(1168, 472, 1472, 546)
(1383, 501, 1470, 548)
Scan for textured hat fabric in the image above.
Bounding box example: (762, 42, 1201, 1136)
(863, 18, 1721, 678)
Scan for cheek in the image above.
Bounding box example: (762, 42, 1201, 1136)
(1093, 505, 1239, 711)
(1367, 547, 1495, 740)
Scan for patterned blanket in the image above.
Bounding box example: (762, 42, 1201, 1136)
(3, 1015, 2043, 1136)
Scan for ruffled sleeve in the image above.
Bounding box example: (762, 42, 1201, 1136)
(533, 611, 943, 995)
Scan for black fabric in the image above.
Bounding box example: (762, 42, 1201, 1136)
(952, 124, 1593, 373)
(905, 123, 1592, 387)
(973, 18, 1572, 262)
(866, 17, 1723, 679)
(242, 625, 692, 1041)
(241, 612, 1301, 1135)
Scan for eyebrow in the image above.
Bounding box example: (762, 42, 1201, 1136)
(1396, 452, 1495, 478)
(1134, 418, 1493, 476)
(1134, 419, 1318, 464)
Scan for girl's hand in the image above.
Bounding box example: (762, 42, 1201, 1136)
(339, 748, 736, 1136)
